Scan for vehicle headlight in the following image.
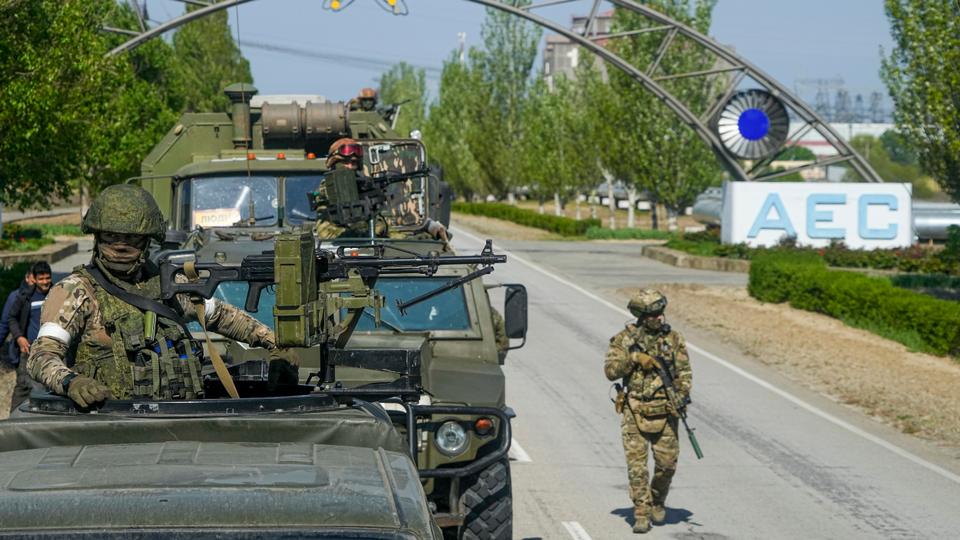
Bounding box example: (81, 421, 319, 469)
(434, 420, 469, 456)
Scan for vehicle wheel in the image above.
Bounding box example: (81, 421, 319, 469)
(459, 457, 512, 540)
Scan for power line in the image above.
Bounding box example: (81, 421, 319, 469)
(237, 39, 442, 77)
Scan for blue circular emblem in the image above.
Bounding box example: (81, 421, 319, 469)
(738, 108, 770, 141)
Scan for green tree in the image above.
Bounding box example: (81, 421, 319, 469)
(0, 0, 115, 208)
(474, 1, 542, 198)
(379, 62, 427, 138)
(847, 134, 934, 198)
(881, 0, 960, 201)
(879, 129, 917, 165)
(423, 52, 485, 199)
(172, 5, 252, 112)
(598, 1, 723, 229)
(776, 146, 817, 161)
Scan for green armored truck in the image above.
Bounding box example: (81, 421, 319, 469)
(135, 85, 526, 539)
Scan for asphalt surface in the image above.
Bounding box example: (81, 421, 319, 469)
(450, 227, 960, 540)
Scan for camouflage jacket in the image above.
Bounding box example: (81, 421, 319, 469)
(27, 264, 276, 396)
(604, 323, 692, 415)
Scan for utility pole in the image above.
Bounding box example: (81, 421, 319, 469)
(457, 32, 466, 65)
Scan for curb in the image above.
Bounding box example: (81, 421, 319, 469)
(641, 245, 751, 273)
(0, 241, 79, 266)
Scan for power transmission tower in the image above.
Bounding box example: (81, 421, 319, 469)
(869, 92, 885, 123)
(834, 89, 852, 122)
(852, 93, 865, 123)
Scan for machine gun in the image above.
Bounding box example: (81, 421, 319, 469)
(653, 355, 704, 459)
(157, 232, 505, 389)
(310, 167, 427, 228)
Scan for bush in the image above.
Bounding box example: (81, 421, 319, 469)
(749, 252, 960, 356)
(0, 224, 53, 252)
(585, 227, 675, 240)
(0, 262, 32, 304)
(453, 202, 600, 236)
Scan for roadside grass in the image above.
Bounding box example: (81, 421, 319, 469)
(0, 223, 84, 253)
(839, 315, 940, 357)
(31, 224, 85, 236)
(585, 226, 674, 240)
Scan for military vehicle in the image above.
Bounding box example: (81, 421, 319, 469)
(134, 85, 527, 539)
(0, 232, 511, 539)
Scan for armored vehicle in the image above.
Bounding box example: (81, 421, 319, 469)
(134, 85, 527, 538)
(0, 233, 512, 539)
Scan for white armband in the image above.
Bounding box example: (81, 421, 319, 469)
(37, 322, 72, 347)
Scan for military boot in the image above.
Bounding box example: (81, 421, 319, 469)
(632, 516, 651, 534)
(633, 507, 651, 534)
(651, 504, 666, 523)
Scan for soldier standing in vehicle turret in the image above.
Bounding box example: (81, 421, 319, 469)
(605, 289, 692, 534)
(26, 184, 297, 409)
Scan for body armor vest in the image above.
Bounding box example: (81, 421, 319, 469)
(73, 267, 203, 400)
(624, 328, 681, 415)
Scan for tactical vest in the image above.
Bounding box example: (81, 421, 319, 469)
(73, 267, 203, 400)
(624, 327, 681, 415)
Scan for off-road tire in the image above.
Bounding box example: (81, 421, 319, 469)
(459, 457, 512, 540)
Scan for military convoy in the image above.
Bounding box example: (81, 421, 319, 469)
(20, 83, 525, 538)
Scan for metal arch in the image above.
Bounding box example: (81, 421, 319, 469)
(105, 0, 256, 57)
(103, 0, 882, 182)
(465, 0, 751, 181)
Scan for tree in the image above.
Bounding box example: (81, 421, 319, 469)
(881, 0, 960, 201)
(379, 62, 427, 138)
(172, 5, 252, 112)
(473, 1, 542, 199)
(847, 134, 935, 198)
(423, 52, 485, 199)
(597, 1, 723, 229)
(879, 129, 917, 166)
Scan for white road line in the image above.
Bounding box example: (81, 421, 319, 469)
(561, 521, 594, 540)
(508, 438, 532, 463)
(454, 226, 960, 486)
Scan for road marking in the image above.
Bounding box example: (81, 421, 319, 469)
(454, 226, 960, 486)
(561, 521, 594, 540)
(508, 438, 532, 463)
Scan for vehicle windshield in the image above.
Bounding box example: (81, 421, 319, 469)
(182, 175, 325, 228)
(189, 277, 470, 333)
(354, 277, 471, 332)
(187, 175, 279, 228)
(285, 175, 324, 225)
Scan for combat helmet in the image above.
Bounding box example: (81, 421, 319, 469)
(628, 288, 667, 318)
(82, 184, 166, 242)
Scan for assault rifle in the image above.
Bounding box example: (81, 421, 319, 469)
(157, 232, 506, 348)
(653, 355, 704, 459)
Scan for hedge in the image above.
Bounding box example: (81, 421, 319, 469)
(749, 252, 960, 356)
(585, 226, 674, 240)
(452, 202, 600, 236)
(0, 262, 32, 304)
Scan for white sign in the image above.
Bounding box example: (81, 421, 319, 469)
(721, 181, 913, 249)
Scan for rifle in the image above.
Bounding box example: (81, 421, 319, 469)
(653, 355, 704, 459)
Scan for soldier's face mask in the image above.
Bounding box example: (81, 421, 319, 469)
(96, 233, 149, 276)
(642, 313, 665, 332)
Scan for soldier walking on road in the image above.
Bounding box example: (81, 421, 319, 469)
(26, 184, 297, 409)
(605, 289, 692, 534)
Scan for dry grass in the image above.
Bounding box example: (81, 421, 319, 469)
(625, 283, 960, 447)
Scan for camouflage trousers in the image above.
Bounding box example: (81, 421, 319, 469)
(621, 410, 679, 515)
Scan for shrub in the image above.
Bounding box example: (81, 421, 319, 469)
(0, 262, 32, 303)
(749, 252, 960, 356)
(585, 227, 675, 240)
(453, 202, 600, 236)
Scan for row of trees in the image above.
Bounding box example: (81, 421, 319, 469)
(384, 0, 724, 228)
(383, 0, 960, 218)
(0, 0, 250, 210)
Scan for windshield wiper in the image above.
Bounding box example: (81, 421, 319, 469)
(231, 214, 275, 227)
(396, 266, 494, 315)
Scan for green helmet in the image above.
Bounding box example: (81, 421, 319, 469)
(82, 184, 165, 242)
(628, 288, 667, 318)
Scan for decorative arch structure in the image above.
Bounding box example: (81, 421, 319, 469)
(103, 0, 882, 183)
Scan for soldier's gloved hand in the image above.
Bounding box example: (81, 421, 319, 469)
(66, 376, 113, 408)
(267, 348, 300, 391)
(631, 351, 657, 370)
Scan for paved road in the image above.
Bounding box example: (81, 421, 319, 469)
(451, 227, 960, 540)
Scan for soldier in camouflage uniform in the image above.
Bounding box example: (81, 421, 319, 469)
(27, 184, 296, 408)
(605, 289, 692, 534)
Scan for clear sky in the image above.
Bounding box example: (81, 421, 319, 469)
(143, 0, 894, 110)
